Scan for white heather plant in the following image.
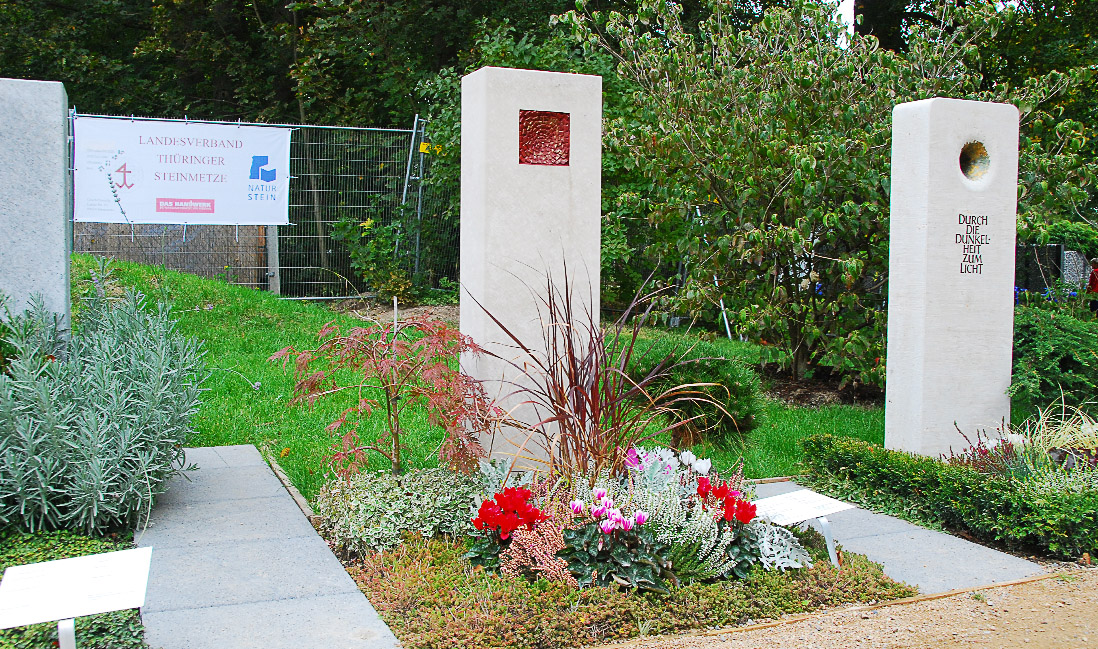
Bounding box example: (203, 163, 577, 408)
(566, 447, 807, 584)
(314, 467, 479, 556)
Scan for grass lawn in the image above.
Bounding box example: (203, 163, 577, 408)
(71, 255, 447, 500)
(70, 254, 884, 498)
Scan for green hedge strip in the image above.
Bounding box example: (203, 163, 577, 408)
(800, 434, 1097, 560)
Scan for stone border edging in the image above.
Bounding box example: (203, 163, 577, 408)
(267, 456, 317, 523)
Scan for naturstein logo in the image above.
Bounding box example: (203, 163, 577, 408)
(247, 155, 278, 201)
(248, 155, 277, 182)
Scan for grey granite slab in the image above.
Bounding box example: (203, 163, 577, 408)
(138, 445, 400, 648)
(142, 592, 398, 649)
(750, 479, 1044, 594)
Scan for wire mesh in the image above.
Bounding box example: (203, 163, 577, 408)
(73, 116, 457, 299)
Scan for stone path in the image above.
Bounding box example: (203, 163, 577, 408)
(136, 445, 400, 649)
(753, 480, 1045, 594)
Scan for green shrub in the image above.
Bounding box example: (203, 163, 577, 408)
(801, 434, 1098, 559)
(0, 529, 147, 649)
(1010, 306, 1098, 417)
(624, 331, 761, 443)
(0, 292, 206, 534)
(313, 467, 480, 556)
(1046, 221, 1098, 259)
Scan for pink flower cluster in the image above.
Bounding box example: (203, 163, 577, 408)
(569, 488, 649, 535)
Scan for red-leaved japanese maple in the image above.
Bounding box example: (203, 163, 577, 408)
(270, 315, 497, 476)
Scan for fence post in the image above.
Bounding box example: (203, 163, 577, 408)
(266, 225, 281, 295)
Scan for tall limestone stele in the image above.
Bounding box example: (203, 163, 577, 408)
(459, 67, 602, 464)
(0, 78, 72, 329)
(885, 98, 1019, 458)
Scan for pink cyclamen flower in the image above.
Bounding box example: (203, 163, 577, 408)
(569, 500, 585, 515)
(608, 509, 624, 524)
(592, 504, 607, 518)
(593, 487, 608, 500)
(621, 517, 635, 532)
(634, 510, 649, 526)
(625, 448, 642, 470)
(599, 520, 616, 534)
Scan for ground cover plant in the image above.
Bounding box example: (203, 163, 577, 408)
(344, 532, 914, 649)
(0, 530, 147, 649)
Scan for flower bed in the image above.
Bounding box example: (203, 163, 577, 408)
(315, 445, 916, 648)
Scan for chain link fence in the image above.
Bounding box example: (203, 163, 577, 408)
(73, 115, 456, 299)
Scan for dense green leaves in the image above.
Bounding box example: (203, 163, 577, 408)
(559, 523, 671, 592)
(1009, 306, 1098, 417)
(561, 0, 1096, 386)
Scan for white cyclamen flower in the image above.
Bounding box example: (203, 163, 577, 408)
(679, 450, 697, 466)
(693, 458, 712, 475)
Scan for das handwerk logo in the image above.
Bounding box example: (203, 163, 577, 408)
(247, 155, 279, 202)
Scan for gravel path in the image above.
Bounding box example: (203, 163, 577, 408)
(600, 568, 1097, 649)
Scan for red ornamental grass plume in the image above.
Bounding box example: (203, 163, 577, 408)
(472, 487, 547, 540)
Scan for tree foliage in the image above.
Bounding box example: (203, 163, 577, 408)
(560, 0, 1096, 385)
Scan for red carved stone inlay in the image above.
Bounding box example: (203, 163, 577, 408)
(519, 110, 570, 166)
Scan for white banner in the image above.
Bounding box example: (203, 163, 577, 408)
(74, 116, 291, 225)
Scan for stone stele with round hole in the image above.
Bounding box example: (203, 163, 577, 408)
(885, 98, 1019, 458)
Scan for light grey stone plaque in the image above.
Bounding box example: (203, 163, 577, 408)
(0, 78, 72, 328)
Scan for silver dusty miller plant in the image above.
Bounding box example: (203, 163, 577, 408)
(755, 521, 813, 571)
(0, 288, 206, 533)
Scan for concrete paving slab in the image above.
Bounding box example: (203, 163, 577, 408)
(139, 445, 400, 649)
(815, 506, 924, 539)
(749, 480, 1044, 594)
(179, 446, 229, 469)
(143, 536, 361, 612)
(153, 464, 287, 507)
(838, 527, 1044, 594)
(208, 445, 268, 467)
(138, 495, 315, 548)
(142, 592, 396, 649)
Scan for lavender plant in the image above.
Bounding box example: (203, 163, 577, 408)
(0, 290, 206, 533)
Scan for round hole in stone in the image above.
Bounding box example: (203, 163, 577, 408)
(959, 141, 990, 181)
